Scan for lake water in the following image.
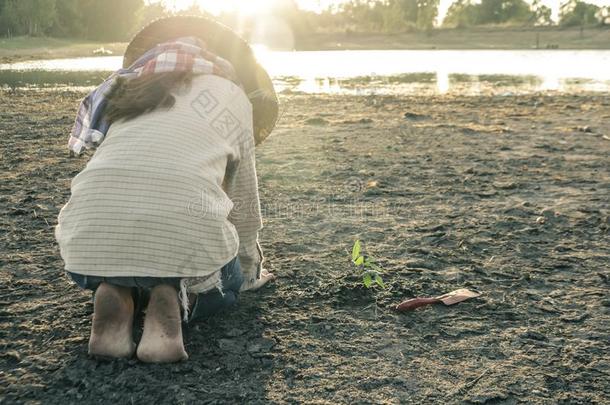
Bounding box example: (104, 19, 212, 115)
(1, 49, 610, 95)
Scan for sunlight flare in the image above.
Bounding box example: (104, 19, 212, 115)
(165, 0, 281, 16)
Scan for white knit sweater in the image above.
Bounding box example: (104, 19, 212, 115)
(55, 75, 263, 292)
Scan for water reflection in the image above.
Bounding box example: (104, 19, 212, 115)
(1, 56, 122, 72)
(0, 70, 110, 89)
(272, 73, 592, 96)
(1, 50, 610, 95)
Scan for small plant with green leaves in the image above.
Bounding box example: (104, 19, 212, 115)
(351, 240, 386, 289)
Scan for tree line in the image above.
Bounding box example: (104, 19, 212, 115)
(0, 0, 147, 39)
(444, 0, 609, 28)
(0, 0, 608, 41)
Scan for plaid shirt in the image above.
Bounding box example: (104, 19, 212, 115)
(68, 37, 240, 154)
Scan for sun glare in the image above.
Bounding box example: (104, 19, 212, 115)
(166, 0, 282, 16)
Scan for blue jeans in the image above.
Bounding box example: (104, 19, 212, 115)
(67, 257, 243, 323)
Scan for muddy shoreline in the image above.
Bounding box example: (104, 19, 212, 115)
(1, 26, 610, 64)
(1, 89, 609, 404)
(297, 26, 610, 51)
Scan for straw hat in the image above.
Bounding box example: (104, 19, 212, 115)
(124, 15, 278, 145)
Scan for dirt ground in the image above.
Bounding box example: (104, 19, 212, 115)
(1, 89, 609, 404)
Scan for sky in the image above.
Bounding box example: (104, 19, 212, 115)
(163, 1, 610, 24)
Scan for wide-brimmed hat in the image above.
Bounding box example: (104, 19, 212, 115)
(124, 15, 278, 145)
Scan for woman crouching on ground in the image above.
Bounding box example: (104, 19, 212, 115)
(55, 17, 278, 363)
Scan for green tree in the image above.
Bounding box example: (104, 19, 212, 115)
(1, 0, 57, 36)
(269, 0, 313, 45)
(599, 6, 610, 25)
(51, 0, 84, 37)
(0, 0, 145, 39)
(443, 0, 480, 27)
(138, 1, 171, 27)
(381, 1, 413, 32)
(396, 0, 419, 26)
(339, 0, 439, 33)
(417, 0, 440, 31)
(531, 0, 553, 26)
(477, 0, 533, 25)
(79, 0, 144, 41)
(560, 0, 601, 27)
(443, 0, 534, 27)
(341, 1, 385, 32)
(0, 0, 8, 36)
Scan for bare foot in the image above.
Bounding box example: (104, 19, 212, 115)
(88, 283, 135, 359)
(137, 284, 188, 363)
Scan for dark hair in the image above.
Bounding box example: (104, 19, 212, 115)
(104, 72, 193, 124)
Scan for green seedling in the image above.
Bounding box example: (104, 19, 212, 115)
(351, 240, 386, 289)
